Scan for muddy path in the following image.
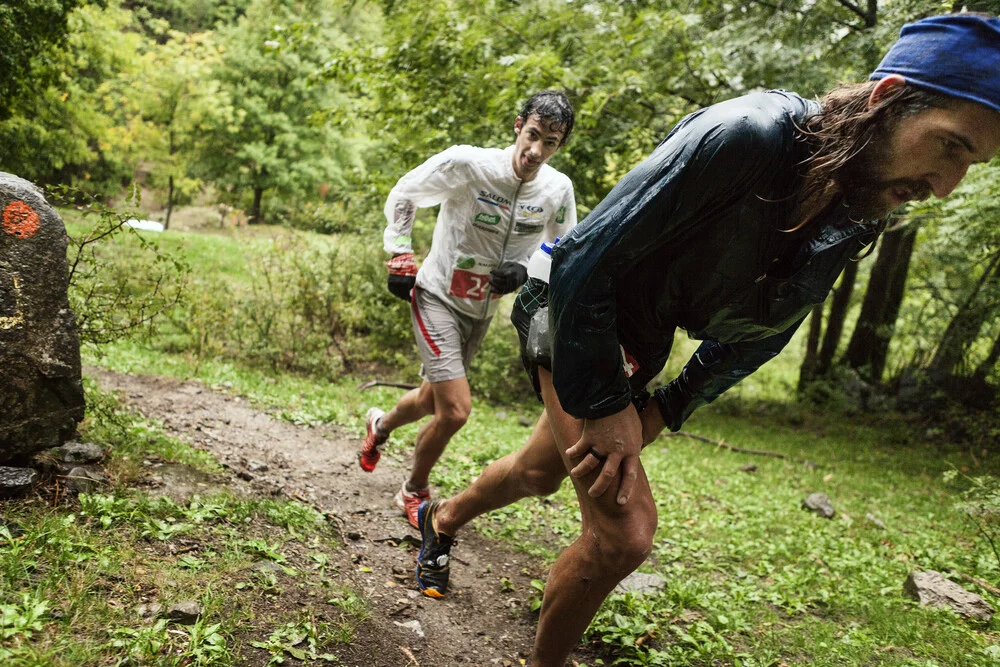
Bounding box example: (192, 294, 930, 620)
(88, 367, 596, 667)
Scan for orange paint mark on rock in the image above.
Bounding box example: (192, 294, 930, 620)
(3, 200, 41, 238)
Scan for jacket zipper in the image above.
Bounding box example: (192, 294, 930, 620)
(483, 180, 523, 318)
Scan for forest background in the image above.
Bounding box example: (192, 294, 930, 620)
(3, 0, 1000, 664)
(4, 0, 1000, 431)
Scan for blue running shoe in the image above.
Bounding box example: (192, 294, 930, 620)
(416, 500, 453, 599)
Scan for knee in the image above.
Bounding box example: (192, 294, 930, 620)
(436, 402, 470, 430)
(513, 461, 564, 497)
(592, 509, 657, 574)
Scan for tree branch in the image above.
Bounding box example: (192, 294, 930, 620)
(663, 430, 822, 467)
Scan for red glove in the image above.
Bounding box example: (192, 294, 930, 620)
(386, 253, 418, 301)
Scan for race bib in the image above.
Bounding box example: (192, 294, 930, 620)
(449, 268, 501, 301)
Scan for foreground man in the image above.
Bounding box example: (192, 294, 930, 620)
(359, 91, 577, 528)
(415, 14, 1000, 665)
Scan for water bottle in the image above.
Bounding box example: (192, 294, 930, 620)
(526, 237, 559, 283)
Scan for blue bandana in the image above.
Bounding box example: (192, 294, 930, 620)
(871, 14, 1000, 115)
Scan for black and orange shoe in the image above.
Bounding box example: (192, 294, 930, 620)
(416, 500, 453, 599)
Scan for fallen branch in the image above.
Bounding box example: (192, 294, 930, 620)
(951, 570, 1000, 598)
(664, 430, 821, 468)
(399, 646, 420, 666)
(357, 380, 419, 391)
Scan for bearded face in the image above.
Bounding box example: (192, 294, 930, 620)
(836, 123, 933, 221)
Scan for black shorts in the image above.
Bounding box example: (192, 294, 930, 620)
(511, 278, 652, 412)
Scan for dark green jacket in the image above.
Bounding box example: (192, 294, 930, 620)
(549, 91, 879, 422)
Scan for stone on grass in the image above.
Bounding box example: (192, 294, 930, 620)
(903, 570, 994, 622)
(0, 173, 85, 464)
(165, 600, 202, 625)
(614, 572, 667, 595)
(136, 603, 163, 618)
(866, 513, 887, 530)
(51, 441, 105, 464)
(66, 466, 106, 494)
(0, 466, 38, 497)
(801, 492, 835, 519)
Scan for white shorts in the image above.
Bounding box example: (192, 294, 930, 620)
(410, 287, 492, 383)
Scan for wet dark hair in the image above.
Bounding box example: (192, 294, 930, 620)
(792, 79, 961, 232)
(518, 90, 575, 145)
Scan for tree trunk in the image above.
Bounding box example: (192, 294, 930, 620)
(973, 329, 1000, 384)
(165, 128, 175, 231)
(843, 223, 918, 382)
(165, 174, 174, 231)
(816, 260, 859, 376)
(929, 252, 1000, 377)
(798, 304, 824, 388)
(250, 187, 265, 224)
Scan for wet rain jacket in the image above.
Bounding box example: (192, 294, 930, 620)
(384, 144, 577, 320)
(549, 91, 880, 423)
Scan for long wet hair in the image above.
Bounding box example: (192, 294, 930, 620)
(518, 90, 575, 145)
(792, 80, 960, 231)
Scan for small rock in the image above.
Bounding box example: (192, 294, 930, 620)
(740, 464, 758, 473)
(164, 600, 202, 625)
(0, 517, 24, 537)
(866, 513, 887, 530)
(614, 571, 667, 595)
(236, 470, 254, 481)
(66, 466, 106, 494)
(253, 560, 282, 574)
(518, 416, 533, 427)
(346, 531, 362, 541)
(495, 411, 508, 421)
(247, 460, 268, 473)
(50, 441, 105, 464)
(394, 619, 425, 637)
(801, 492, 835, 519)
(136, 603, 163, 618)
(903, 570, 994, 622)
(0, 466, 38, 497)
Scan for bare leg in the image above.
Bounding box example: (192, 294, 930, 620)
(378, 380, 436, 434)
(434, 406, 570, 535)
(530, 371, 658, 667)
(376, 377, 472, 489)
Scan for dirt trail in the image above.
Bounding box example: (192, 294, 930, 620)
(88, 367, 585, 667)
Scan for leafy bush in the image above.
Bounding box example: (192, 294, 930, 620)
(57, 187, 189, 347)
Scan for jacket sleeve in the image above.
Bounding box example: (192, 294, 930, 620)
(383, 146, 474, 255)
(548, 99, 790, 419)
(653, 318, 804, 430)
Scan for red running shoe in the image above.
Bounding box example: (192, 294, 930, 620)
(395, 481, 431, 529)
(359, 407, 387, 472)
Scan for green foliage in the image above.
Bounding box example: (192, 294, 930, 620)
(250, 618, 339, 664)
(0, 1, 142, 196)
(193, 0, 361, 222)
(59, 188, 189, 347)
(944, 470, 1000, 572)
(0, 0, 83, 120)
(0, 593, 51, 661)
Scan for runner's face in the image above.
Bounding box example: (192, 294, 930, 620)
(841, 80, 1000, 220)
(512, 114, 565, 181)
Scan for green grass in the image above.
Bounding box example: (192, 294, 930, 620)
(52, 216, 1000, 665)
(0, 381, 366, 666)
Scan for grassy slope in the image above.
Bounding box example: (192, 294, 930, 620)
(13, 218, 997, 665)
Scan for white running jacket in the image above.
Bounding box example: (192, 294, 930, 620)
(383, 144, 577, 320)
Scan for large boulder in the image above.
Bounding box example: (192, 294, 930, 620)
(0, 173, 85, 463)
